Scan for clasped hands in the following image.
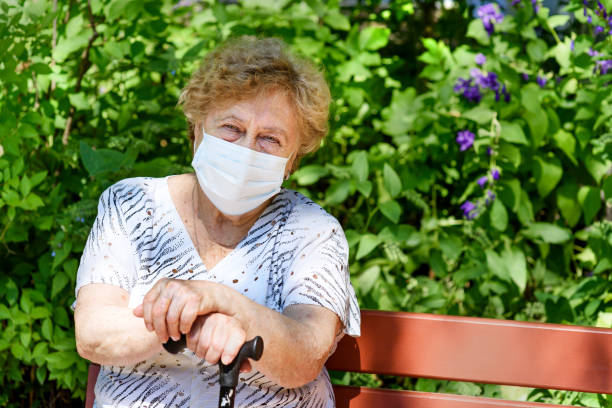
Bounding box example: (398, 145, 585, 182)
(133, 278, 252, 371)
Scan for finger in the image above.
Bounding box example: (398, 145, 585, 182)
(133, 304, 143, 317)
(204, 319, 228, 365)
(152, 294, 172, 343)
(195, 316, 215, 360)
(179, 301, 199, 335)
(221, 323, 246, 365)
(166, 296, 185, 341)
(142, 284, 162, 331)
(186, 317, 204, 351)
(240, 360, 252, 373)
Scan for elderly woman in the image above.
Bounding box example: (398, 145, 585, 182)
(74, 36, 360, 407)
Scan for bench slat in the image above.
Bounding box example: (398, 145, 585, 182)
(333, 385, 570, 408)
(326, 310, 612, 394)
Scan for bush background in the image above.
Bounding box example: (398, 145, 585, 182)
(1, 0, 611, 406)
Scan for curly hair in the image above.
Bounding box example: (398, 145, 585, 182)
(178, 36, 331, 168)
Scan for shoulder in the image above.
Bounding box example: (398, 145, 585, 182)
(277, 189, 345, 242)
(96, 177, 166, 223)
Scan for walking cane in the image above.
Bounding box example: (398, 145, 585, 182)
(164, 334, 264, 408)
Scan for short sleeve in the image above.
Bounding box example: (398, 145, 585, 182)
(74, 184, 139, 300)
(281, 220, 361, 337)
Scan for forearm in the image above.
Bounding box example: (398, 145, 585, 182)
(212, 284, 337, 388)
(75, 303, 163, 366)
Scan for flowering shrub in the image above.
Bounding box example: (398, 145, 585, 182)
(0, 0, 611, 405)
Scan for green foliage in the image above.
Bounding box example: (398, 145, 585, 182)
(1, 0, 611, 405)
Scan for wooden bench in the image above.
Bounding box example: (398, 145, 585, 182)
(86, 310, 612, 407)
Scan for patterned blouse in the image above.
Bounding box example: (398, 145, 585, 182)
(75, 177, 360, 408)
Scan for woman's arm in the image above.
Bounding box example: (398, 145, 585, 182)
(133, 279, 341, 388)
(74, 284, 163, 366)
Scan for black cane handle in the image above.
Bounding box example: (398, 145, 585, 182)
(163, 335, 264, 387)
(219, 336, 264, 388)
(163, 334, 187, 354)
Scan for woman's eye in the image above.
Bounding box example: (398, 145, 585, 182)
(260, 135, 280, 145)
(223, 124, 241, 132)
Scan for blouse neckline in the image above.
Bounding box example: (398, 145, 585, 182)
(161, 175, 270, 273)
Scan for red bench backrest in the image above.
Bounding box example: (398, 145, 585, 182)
(325, 310, 612, 407)
(86, 310, 612, 408)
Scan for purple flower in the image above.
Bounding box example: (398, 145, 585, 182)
(588, 14, 593, 23)
(460, 201, 478, 219)
(475, 53, 487, 65)
(477, 4, 504, 36)
(595, 25, 605, 34)
(456, 130, 475, 151)
(487, 147, 493, 156)
(570, 39, 575, 52)
(51, 251, 56, 257)
(536, 75, 547, 88)
(485, 190, 496, 205)
(532, 0, 540, 13)
(597, 60, 612, 74)
(492, 169, 500, 180)
(588, 48, 600, 57)
(454, 78, 482, 103)
(522, 73, 529, 81)
(477, 176, 488, 188)
(512, 0, 521, 6)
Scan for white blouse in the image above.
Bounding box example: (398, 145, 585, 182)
(75, 176, 360, 408)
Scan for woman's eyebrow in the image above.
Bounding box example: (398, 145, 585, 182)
(217, 114, 243, 124)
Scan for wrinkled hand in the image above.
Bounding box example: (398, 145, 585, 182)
(133, 278, 214, 343)
(188, 313, 251, 372)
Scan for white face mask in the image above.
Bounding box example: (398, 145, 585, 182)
(192, 132, 289, 215)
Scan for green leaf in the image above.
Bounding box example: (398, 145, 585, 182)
(356, 265, 380, 294)
(466, 19, 490, 45)
(547, 15, 570, 28)
(51, 272, 69, 299)
(358, 26, 390, 51)
(41, 319, 53, 341)
(486, 249, 510, 282)
(500, 121, 529, 145)
(325, 179, 351, 205)
(383, 164, 402, 198)
(53, 31, 90, 62)
(527, 39, 547, 62)
(68, 93, 89, 111)
(585, 156, 609, 184)
(351, 151, 368, 182)
(21, 193, 44, 210)
(355, 180, 372, 197)
(323, 9, 350, 31)
(65, 13, 84, 38)
(20, 175, 31, 197)
(292, 165, 328, 186)
(378, 200, 402, 223)
(603, 177, 612, 200)
(356, 234, 382, 260)
(36, 366, 47, 385)
(463, 106, 495, 125)
(46, 351, 76, 370)
(503, 247, 527, 293)
(490, 199, 508, 231)
(522, 222, 572, 244)
(31, 306, 51, 319)
(546, 297, 574, 323)
(79, 141, 125, 176)
(552, 130, 577, 165)
(556, 183, 581, 227)
(430, 249, 447, 278)
(533, 156, 562, 197)
(577, 186, 602, 224)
